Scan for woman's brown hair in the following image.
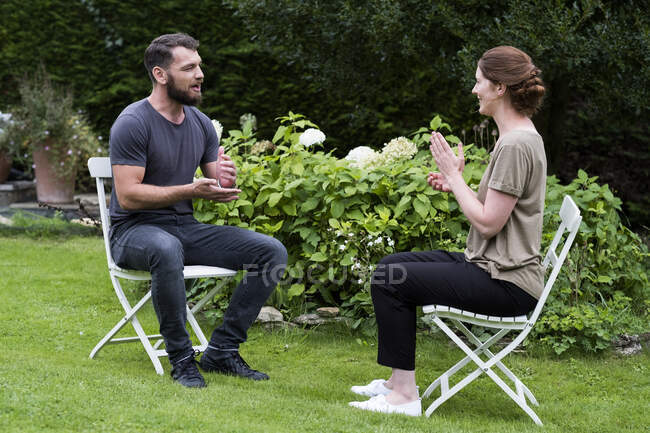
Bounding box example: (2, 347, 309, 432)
(478, 46, 545, 117)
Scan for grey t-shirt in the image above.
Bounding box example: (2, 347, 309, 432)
(108, 99, 219, 227)
(464, 129, 547, 299)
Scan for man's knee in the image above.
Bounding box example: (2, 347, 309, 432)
(146, 233, 184, 270)
(261, 237, 288, 266)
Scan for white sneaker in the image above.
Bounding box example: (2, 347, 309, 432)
(350, 379, 419, 398)
(350, 379, 391, 397)
(349, 394, 422, 417)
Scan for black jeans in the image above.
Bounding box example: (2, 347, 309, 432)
(110, 214, 287, 364)
(371, 250, 537, 371)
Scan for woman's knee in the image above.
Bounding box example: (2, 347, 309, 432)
(378, 253, 404, 267)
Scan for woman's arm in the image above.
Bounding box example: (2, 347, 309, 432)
(429, 132, 517, 239)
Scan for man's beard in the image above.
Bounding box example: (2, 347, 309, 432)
(166, 73, 201, 106)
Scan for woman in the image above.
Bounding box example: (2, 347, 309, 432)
(349, 46, 547, 417)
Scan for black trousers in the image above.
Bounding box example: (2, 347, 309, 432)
(370, 250, 537, 371)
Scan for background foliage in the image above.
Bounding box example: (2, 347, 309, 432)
(0, 1, 647, 351)
(0, 0, 648, 225)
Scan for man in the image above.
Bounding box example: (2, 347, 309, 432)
(108, 33, 287, 388)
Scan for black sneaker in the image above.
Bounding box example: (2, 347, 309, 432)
(199, 348, 269, 381)
(170, 351, 206, 388)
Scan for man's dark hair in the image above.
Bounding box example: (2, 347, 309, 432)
(144, 33, 199, 83)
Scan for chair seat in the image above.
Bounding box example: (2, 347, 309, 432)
(109, 264, 238, 280)
(422, 304, 529, 330)
(183, 265, 238, 279)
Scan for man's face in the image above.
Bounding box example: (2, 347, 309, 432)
(165, 46, 204, 106)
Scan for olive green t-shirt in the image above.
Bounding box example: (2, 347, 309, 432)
(464, 129, 547, 299)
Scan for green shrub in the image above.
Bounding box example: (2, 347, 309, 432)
(194, 113, 649, 351)
(535, 172, 649, 353)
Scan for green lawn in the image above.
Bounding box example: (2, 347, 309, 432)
(1, 235, 648, 433)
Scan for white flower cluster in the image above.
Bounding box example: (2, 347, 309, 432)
(0, 111, 13, 137)
(299, 128, 326, 147)
(211, 119, 223, 141)
(345, 136, 417, 170)
(375, 136, 417, 166)
(239, 113, 257, 131)
(250, 140, 276, 155)
(345, 146, 380, 169)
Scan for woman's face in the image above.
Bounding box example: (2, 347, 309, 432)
(471, 66, 501, 116)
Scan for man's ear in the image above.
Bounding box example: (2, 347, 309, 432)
(152, 66, 167, 85)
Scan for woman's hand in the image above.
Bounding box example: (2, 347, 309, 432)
(427, 172, 452, 192)
(428, 132, 464, 192)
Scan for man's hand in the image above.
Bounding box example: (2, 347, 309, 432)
(216, 147, 237, 188)
(192, 178, 240, 202)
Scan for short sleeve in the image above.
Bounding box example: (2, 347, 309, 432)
(199, 114, 219, 164)
(109, 114, 148, 167)
(488, 142, 530, 197)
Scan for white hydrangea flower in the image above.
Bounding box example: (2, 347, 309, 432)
(239, 113, 257, 131)
(299, 128, 326, 147)
(211, 119, 223, 141)
(374, 136, 417, 167)
(345, 146, 380, 169)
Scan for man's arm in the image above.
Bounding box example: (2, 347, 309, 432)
(113, 164, 240, 210)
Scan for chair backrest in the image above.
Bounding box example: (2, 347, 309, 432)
(528, 195, 582, 324)
(88, 157, 116, 269)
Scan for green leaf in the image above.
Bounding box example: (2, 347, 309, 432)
(268, 192, 283, 207)
(394, 196, 412, 218)
(331, 200, 345, 218)
(413, 199, 429, 219)
(287, 283, 305, 298)
(429, 116, 442, 131)
(341, 253, 354, 266)
(301, 197, 320, 212)
(310, 252, 328, 262)
(291, 161, 305, 176)
(445, 134, 460, 144)
(272, 125, 287, 144)
(261, 220, 283, 233)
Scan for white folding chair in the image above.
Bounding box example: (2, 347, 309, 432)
(87, 157, 237, 375)
(421, 195, 582, 425)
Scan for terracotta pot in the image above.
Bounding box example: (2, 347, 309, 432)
(0, 150, 10, 184)
(32, 145, 76, 204)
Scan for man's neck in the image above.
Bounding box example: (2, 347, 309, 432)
(147, 88, 185, 124)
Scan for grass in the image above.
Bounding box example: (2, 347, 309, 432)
(0, 235, 648, 433)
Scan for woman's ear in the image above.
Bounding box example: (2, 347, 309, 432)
(496, 83, 506, 96)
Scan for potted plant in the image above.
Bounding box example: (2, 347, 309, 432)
(0, 110, 19, 184)
(11, 68, 101, 203)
